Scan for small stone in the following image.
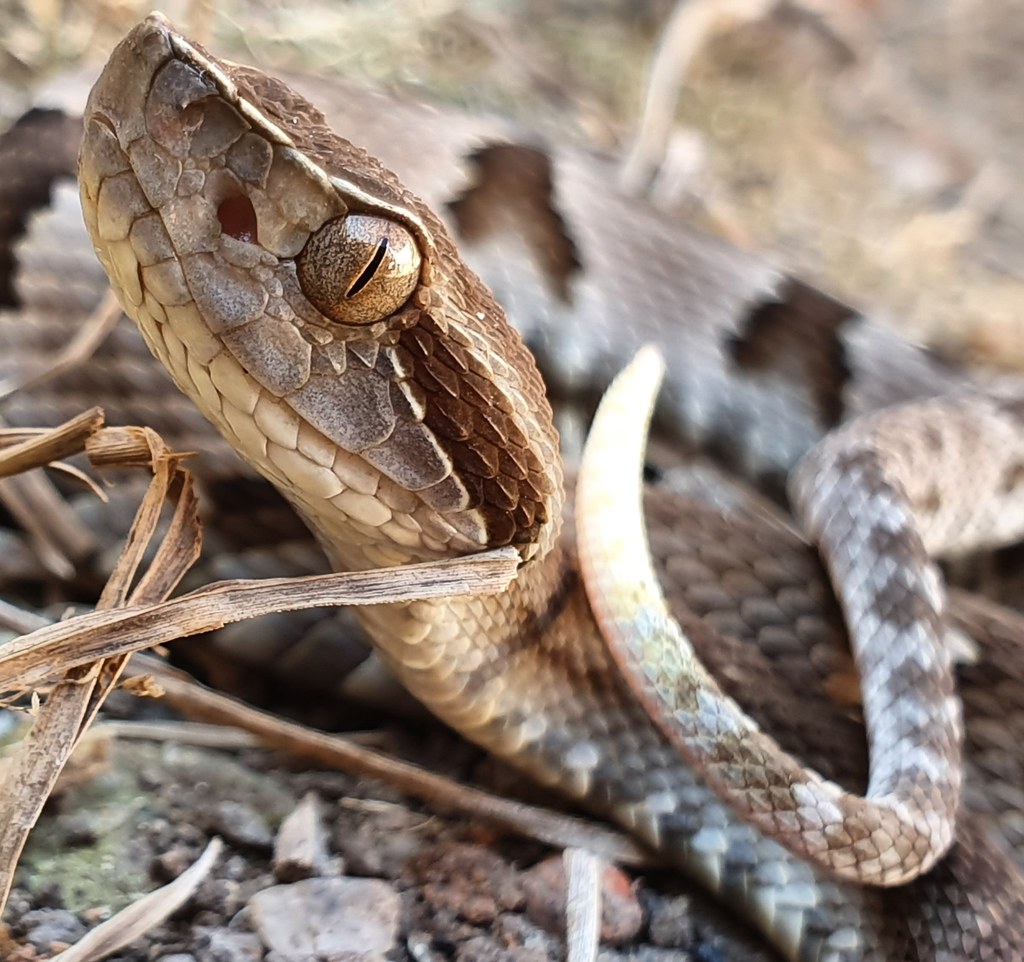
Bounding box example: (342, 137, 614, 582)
(158, 955, 198, 962)
(18, 908, 86, 952)
(210, 801, 274, 849)
(193, 877, 242, 917)
(647, 893, 693, 947)
(249, 876, 401, 960)
(153, 845, 197, 882)
(405, 930, 437, 962)
(193, 927, 263, 962)
(523, 857, 643, 946)
(140, 765, 165, 790)
(5, 890, 30, 918)
(273, 792, 332, 882)
(335, 828, 416, 878)
(81, 905, 113, 924)
(409, 844, 524, 925)
(57, 811, 99, 847)
(494, 914, 559, 958)
(597, 948, 694, 962)
(221, 854, 251, 882)
(455, 934, 551, 962)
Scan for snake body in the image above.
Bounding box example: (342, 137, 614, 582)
(3, 14, 1024, 959)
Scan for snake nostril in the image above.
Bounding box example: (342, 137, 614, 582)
(217, 194, 258, 243)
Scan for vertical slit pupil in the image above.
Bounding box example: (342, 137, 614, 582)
(347, 238, 389, 298)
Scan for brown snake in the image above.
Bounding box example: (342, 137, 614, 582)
(5, 13, 1024, 960)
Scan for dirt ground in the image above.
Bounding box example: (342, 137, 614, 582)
(5, 704, 779, 961)
(1, 1, 1023, 960)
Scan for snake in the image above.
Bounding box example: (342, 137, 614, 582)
(4, 12, 1024, 959)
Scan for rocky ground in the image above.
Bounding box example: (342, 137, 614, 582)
(4, 702, 776, 961)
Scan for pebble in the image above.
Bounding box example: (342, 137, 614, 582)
(336, 827, 423, 878)
(152, 844, 200, 882)
(646, 893, 693, 947)
(248, 876, 401, 961)
(210, 801, 274, 849)
(193, 928, 263, 962)
(410, 843, 524, 925)
(494, 913, 560, 956)
(192, 877, 242, 918)
(273, 792, 333, 881)
(17, 908, 86, 952)
(522, 856, 643, 946)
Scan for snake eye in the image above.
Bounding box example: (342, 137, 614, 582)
(296, 214, 421, 326)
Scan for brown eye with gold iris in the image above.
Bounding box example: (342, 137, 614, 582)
(296, 214, 421, 326)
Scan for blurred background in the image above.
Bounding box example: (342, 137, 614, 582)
(1, 0, 1021, 368)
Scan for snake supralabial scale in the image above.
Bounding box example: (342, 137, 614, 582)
(78, 15, 1024, 961)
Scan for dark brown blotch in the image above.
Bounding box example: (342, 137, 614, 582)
(447, 143, 582, 304)
(729, 277, 856, 429)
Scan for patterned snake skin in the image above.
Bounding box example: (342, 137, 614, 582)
(3, 14, 1024, 960)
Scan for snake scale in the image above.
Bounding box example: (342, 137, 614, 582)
(3, 14, 1024, 960)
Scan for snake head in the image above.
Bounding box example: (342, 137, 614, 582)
(80, 14, 562, 568)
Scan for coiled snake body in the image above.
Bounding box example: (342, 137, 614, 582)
(49, 14, 1024, 960)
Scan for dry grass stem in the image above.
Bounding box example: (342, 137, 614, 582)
(0, 423, 198, 915)
(49, 837, 223, 962)
(0, 290, 122, 402)
(0, 548, 520, 694)
(564, 848, 603, 962)
(134, 653, 655, 869)
(620, 0, 775, 194)
(0, 407, 104, 477)
(94, 719, 263, 749)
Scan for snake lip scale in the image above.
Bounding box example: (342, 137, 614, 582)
(71, 12, 1024, 961)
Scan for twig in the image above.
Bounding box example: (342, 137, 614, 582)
(133, 653, 654, 869)
(620, 0, 775, 194)
(50, 837, 223, 962)
(564, 848, 602, 962)
(0, 549, 521, 694)
(0, 291, 122, 402)
(0, 408, 104, 478)
(93, 719, 262, 750)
